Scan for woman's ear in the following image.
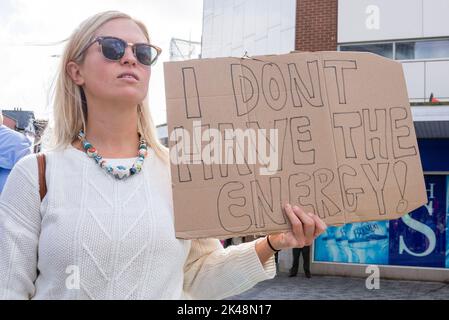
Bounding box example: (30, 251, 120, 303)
(66, 61, 85, 86)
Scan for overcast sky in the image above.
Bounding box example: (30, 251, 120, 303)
(0, 0, 203, 125)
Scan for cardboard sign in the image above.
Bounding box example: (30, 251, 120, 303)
(164, 51, 428, 239)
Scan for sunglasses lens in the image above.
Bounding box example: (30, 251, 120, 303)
(136, 45, 158, 66)
(101, 38, 125, 60)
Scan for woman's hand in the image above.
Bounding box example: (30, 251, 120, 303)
(254, 203, 327, 265)
(269, 203, 327, 250)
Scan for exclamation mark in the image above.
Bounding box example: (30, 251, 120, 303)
(393, 160, 408, 213)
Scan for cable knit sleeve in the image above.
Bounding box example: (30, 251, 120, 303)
(0, 155, 41, 300)
(182, 237, 276, 300)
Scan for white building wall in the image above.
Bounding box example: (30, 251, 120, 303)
(339, 0, 449, 102)
(402, 60, 449, 101)
(201, 0, 296, 58)
(423, 0, 449, 37)
(401, 62, 426, 101)
(338, 0, 423, 43)
(339, 0, 449, 43)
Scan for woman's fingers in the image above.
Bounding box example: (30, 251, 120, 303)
(284, 204, 306, 247)
(310, 214, 328, 237)
(292, 206, 315, 245)
(284, 204, 328, 248)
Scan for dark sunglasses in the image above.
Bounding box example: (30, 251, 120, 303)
(77, 36, 162, 66)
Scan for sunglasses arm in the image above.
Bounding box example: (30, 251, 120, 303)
(74, 37, 101, 61)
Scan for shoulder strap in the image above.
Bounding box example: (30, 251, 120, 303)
(36, 153, 47, 201)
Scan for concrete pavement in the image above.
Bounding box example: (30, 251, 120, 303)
(228, 272, 449, 300)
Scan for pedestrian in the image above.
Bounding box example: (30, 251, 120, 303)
(223, 238, 233, 248)
(0, 11, 326, 300)
(0, 111, 32, 194)
(289, 246, 312, 278)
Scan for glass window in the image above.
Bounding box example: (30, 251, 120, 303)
(339, 43, 393, 59)
(395, 42, 415, 60)
(396, 40, 449, 60)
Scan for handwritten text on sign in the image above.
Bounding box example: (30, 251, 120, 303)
(164, 52, 427, 239)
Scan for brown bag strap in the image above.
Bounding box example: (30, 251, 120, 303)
(36, 153, 47, 201)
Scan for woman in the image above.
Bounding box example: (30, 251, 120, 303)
(0, 11, 326, 300)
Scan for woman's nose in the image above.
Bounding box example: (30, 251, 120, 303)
(120, 46, 137, 66)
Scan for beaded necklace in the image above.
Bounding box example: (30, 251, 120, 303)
(77, 130, 148, 180)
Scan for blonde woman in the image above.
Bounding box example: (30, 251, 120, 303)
(0, 11, 327, 300)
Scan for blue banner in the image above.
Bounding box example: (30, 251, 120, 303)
(315, 175, 448, 269)
(314, 221, 389, 265)
(446, 176, 449, 268)
(389, 175, 446, 268)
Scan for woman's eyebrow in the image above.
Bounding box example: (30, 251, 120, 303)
(95, 35, 149, 43)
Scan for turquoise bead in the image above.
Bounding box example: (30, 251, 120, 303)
(83, 142, 92, 150)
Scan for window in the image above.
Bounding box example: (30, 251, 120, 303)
(340, 39, 449, 61)
(340, 43, 393, 59)
(396, 40, 449, 60)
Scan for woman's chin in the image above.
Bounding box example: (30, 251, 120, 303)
(110, 92, 146, 106)
(107, 98, 142, 108)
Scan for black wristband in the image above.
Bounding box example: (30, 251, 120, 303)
(266, 235, 280, 252)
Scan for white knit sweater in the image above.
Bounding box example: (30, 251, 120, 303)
(0, 145, 275, 300)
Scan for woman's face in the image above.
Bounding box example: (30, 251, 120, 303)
(73, 18, 151, 106)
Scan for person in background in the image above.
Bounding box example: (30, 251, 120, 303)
(289, 246, 312, 278)
(0, 111, 32, 194)
(223, 238, 233, 248)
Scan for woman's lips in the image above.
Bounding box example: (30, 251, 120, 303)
(117, 71, 140, 81)
(117, 76, 139, 83)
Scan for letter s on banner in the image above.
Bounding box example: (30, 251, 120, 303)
(399, 214, 436, 257)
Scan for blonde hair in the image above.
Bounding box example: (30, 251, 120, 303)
(43, 10, 168, 164)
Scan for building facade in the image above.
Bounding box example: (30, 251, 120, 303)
(201, 0, 296, 58)
(200, 0, 449, 281)
(1, 109, 35, 133)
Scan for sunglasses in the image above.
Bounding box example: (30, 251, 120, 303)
(77, 36, 162, 66)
